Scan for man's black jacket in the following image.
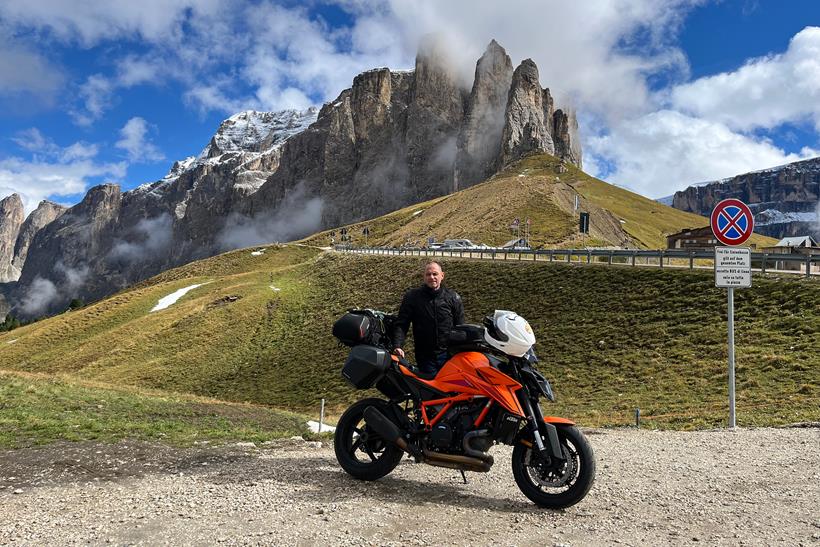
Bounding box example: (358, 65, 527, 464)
(392, 284, 465, 362)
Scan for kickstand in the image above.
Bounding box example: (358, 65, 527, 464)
(459, 470, 468, 484)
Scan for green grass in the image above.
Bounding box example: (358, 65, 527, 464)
(1, 245, 816, 431)
(302, 153, 775, 250)
(0, 370, 310, 449)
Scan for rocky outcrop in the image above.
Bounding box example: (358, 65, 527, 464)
(0, 194, 24, 283)
(671, 157, 820, 239)
(11, 200, 67, 277)
(16, 185, 122, 313)
(455, 40, 514, 190)
(499, 59, 556, 168)
(7, 39, 585, 318)
(553, 109, 583, 168)
(405, 37, 467, 200)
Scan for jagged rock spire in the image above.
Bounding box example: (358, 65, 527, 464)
(0, 193, 24, 282)
(455, 39, 514, 190)
(499, 59, 556, 168)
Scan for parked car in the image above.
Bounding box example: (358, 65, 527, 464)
(441, 239, 490, 249)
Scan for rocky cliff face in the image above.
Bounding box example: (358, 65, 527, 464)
(671, 157, 820, 240)
(499, 59, 555, 168)
(16, 185, 122, 315)
(11, 201, 67, 276)
(0, 194, 24, 282)
(455, 40, 513, 190)
(4, 39, 583, 319)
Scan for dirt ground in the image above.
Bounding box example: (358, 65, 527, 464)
(1, 427, 819, 546)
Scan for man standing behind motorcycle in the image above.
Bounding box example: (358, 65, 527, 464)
(392, 261, 465, 375)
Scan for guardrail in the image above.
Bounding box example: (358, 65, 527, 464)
(335, 245, 820, 278)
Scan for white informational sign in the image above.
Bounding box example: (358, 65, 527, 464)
(715, 247, 752, 288)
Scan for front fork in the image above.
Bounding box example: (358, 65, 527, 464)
(519, 393, 565, 462)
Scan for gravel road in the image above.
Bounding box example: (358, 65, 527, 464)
(1, 427, 818, 546)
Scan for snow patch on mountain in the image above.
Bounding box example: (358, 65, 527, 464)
(199, 108, 319, 159)
(756, 209, 819, 226)
(131, 108, 318, 203)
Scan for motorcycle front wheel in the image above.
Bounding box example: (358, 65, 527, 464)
(334, 398, 405, 481)
(511, 425, 595, 508)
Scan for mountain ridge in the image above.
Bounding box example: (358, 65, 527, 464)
(3, 38, 585, 319)
(671, 156, 820, 240)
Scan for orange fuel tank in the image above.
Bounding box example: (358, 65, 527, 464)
(411, 352, 526, 417)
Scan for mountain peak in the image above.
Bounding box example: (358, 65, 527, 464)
(201, 108, 319, 159)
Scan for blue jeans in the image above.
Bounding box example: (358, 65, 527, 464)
(418, 352, 449, 376)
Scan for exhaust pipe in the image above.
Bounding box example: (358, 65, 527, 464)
(363, 406, 493, 472)
(421, 450, 491, 473)
(363, 406, 409, 452)
(463, 430, 494, 465)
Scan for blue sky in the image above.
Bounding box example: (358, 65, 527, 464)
(1, 0, 819, 213)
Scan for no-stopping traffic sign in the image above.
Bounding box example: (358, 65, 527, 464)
(710, 199, 755, 246)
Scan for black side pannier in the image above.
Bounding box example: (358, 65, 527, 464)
(332, 309, 396, 348)
(333, 312, 371, 346)
(342, 345, 390, 389)
(447, 324, 487, 353)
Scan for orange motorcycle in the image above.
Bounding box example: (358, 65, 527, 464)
(332, 309, 595, 508)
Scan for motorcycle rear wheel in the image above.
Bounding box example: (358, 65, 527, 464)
(334, 398, 405, 481)
(511, 425, 595, 508)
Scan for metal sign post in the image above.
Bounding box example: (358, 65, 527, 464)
(711, 199, 755, 429)
(715, 247, 751, 428)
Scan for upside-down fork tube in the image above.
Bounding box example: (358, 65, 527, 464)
(519, 393, 565, 461)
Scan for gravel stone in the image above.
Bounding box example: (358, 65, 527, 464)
(0, 427, 817, 545)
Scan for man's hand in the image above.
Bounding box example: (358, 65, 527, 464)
(393, 348, 405, 358)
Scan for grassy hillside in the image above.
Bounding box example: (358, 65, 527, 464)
(0, 370, 309, 448)
(302, 154, 776, 250)
(1, 244, 816, 430)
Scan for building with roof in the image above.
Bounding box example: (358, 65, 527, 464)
(666, 226, 719, 250)
(761, 235, 820, 273)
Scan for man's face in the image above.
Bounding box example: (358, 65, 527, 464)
(424, 263, 444, 290)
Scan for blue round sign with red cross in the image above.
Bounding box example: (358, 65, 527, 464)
(710, 198, 755, 246)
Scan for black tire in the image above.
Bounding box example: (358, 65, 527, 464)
(334, 398, 405, 481)
(511, 425, 595, 509)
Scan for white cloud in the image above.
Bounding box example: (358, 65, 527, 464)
(7, 1, 704, 122)
(380, 0, 701, 118)
(670, 26, 820, 131)
(0, 0, 223, 45)
(10, 128, 60, 156)
(116, 55, 163, 87)
(115, 117, 165, 163)
(585, 110, 819, 198)
(61, 142, 99, 162)
(10, 128, 99, 163)
(0, 35, 64, 104)
(69, 56, 168, 124)
(183, 82, 254, 117)
(0, 157, 126, 212)
(70, 74, 114, 126)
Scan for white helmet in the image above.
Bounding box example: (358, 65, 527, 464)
(483, 310, 536, 357)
